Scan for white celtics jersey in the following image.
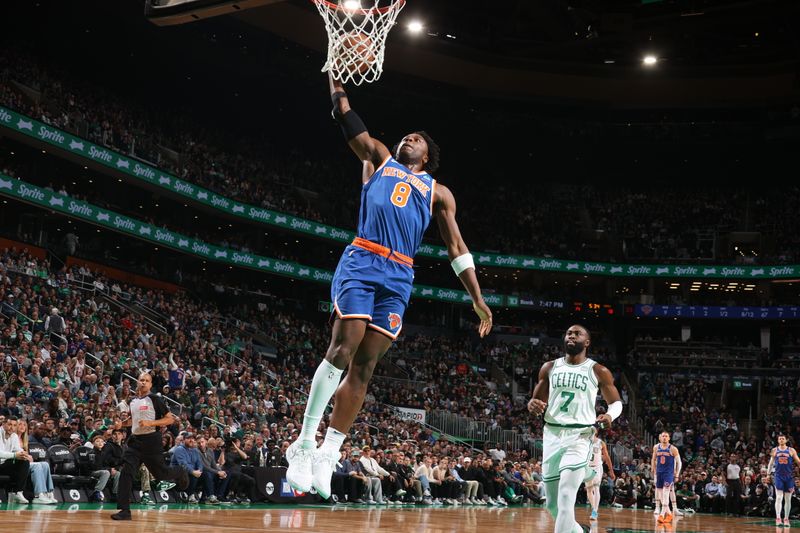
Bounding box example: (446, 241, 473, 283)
(590, 437, 603, 467)
(544, 356, 599, 427)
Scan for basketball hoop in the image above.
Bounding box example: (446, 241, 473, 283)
(312, 0, 406, 85)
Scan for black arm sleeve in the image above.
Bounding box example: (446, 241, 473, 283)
(331, 90, 367, 141)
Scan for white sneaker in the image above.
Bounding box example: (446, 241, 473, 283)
(675, 509, 685, 516)
(285, 440, 314, 493)
(311, 446, 340, 500)
(12, 492, 29, 504)
(33, 493, 58, 505)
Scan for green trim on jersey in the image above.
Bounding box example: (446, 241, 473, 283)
(544, 422, 594, 429)
(588, 364, 599, 387)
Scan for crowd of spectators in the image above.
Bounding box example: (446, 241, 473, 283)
(0, 247, 550, 506)
(2, 240, 798, 514)
(3, 49, 800, 264)
(608, 369, 800, 517)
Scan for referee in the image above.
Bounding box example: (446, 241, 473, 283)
(725, 452, 742, 516)
(111, 372, 189, 521)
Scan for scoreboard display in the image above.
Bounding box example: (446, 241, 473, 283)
(626, 304, 800, 320)
(573, 301, 615, 315)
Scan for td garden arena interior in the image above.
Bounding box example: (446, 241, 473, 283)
(1, 0, 800, 531)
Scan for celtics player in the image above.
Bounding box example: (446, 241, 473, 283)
(586, 428, 614, 521)
(528, 325, 623, 533)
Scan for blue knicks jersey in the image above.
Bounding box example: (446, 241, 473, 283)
(357, 156, 436, 258)
(775, 447, 794, 478)
(656, 445, 674, 475)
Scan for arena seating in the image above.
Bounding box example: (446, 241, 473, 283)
(2, 49, 800, 264)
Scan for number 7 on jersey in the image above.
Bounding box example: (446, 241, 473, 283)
(560, 391, 575, 412)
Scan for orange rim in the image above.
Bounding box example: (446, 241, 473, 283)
(312, 0, 405, 15)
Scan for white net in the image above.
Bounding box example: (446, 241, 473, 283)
(313, 0, 406, 85)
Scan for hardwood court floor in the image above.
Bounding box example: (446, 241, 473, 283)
(0, 503, 794, 532)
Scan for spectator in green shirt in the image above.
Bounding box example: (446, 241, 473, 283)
(677, 482, 700, 510)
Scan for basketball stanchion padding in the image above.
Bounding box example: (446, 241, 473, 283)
(154, 487, 177, 503)
(60, 487, 89, 503)
(312, 0, 406, 85)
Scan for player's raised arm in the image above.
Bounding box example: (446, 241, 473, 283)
(433, 183, 492, 337)
(593, 363, 623, 428)
(329, 73, 390, 177)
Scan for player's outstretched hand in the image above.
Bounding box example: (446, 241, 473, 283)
(473, 300, 493, 338)
(528, 398, 547, 416)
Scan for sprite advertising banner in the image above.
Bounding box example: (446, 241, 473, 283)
(1, 106, 798, 280)
(0, 174, 510, 308)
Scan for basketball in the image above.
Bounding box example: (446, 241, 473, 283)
(334, 32, 376, 75)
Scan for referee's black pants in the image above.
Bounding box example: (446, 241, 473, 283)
(117, 433, 184, 511)
(726, 479, 742, 515)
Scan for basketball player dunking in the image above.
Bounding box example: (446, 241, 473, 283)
(651, 431, 681, 524)
(528, 324, 623, 533)
(768, 434, 800, 526)
(286, 72, 493, 499)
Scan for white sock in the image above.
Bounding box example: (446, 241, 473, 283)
(776, 490, 785, 519)
(670, 487, 677, 510)
(299, 360, 343, 449)
(320, 427, 346, 453)
(592, 486, 600, 511)
(660, 486, 671, 513)
(784, 491, 792, 518)
(655, 488, 662, 509)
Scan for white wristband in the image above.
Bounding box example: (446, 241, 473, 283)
(606, 401, 623, 422)
(451, 253, 475, 276)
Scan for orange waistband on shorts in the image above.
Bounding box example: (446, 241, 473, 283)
(351, 237, 414, 268)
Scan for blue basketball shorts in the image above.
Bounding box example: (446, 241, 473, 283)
(331, 245, 413, 339)
(655, 471, 674, 489)
(775, 475, 795, 493)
